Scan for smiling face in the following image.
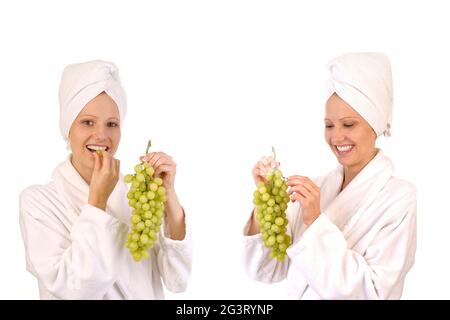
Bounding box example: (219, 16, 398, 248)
(68, 92, 121, 182)
(325, 93, 377, 173)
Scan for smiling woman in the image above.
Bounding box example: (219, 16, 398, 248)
(18, 60, 192, 299)
(243, 52, 417, 300)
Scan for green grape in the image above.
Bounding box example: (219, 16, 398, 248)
(157, 186, 166, 196)
(134, 164, 143, 174)
(132, 252, 142, 262)
(129, 242, 138, 252)
(131, 233, 140, 242)
(274, 217, 284, 226)
(149, 182, 158, 192)
(252, 152, 291, 261)
(139, 195, 148, 203)
(123, 140, 167, 262)
(146, 167, 155, 176)
(131, 214, 141, 224)
(261, 193, 270, 202)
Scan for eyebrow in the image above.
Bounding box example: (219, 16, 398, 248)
(79, 114, 119, 121)
(324, 117, 359, 121)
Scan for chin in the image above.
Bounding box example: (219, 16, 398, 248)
(334, 154, 354, 167)
(81, 155, 95, 169)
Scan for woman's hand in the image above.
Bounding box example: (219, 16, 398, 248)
(88, 151, 120, 211)
(140, 151, 185, 240)
(287, 176, 321, 226)
(251, 156, 279, 186)
(140, 152, 176, 192)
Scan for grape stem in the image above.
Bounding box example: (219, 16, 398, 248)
(145, 140, 152, 154)
(141, 139, 152, 164)
(271, 146, 287, 181)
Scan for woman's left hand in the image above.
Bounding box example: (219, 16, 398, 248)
(140, 152, 177, 192)
(140, 151, 185, 240)
(287, 176, 321, 226)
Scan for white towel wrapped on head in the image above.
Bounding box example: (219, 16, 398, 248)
(326, 52, 393, 137)
(58, 60, 127, 145)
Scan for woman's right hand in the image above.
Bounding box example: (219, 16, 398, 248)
(88, 151, 120, 211)
(251, 156, 279, 186)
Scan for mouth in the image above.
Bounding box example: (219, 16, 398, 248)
(85, 144, 109, 153)
(334, 144, 354, 156)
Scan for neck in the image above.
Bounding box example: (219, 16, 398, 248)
(341, 149, 378, 191)
(70, 154, 92, 185)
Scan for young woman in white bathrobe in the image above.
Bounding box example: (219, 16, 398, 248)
(243, 52, 417, 299)
(19, 60, 192, 299)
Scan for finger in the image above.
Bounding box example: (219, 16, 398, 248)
(255, 163, 266, 174)
(289, 175, 317, 188)
(108, 153, 116, 173)
(154, 164, 175, 178)
(287, 176, 319, 192)
(257, 163, 274, 176)
(144, 152, 158, 164)
(113, 158, 120, 177)
(252, 169, 265, 183)
(287, 175, 307, 185)
(295, 176, 319, 192)
(288, 181, 316, 195)
(255, 166, 269, 179)
(101, 151, 112, 173)
(153, 155, 173, 169)
(153, 159, 175, 175)
(147, 153, 164, 168)
(259, 156, 269, 165)
(154, 151, 170, 158)
(93, 151, 101, 172)
(290, 191, 307, 203)
(288, 185, 312, 198)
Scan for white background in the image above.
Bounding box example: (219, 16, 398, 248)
(1, 0, 449, 299)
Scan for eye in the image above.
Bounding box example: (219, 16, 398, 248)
(343, 123, 354, 128)
(82, 120, 94, 126)
(108, 122, 119, 128)
(325, 124, 334, 129)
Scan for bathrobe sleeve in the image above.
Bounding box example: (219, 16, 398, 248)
(19, 186, 127, 299)
(287, 184, 417, 299)
(242, 203, 300, 283)
(155, 209, 192, 293)
(242, 231, 289, 283)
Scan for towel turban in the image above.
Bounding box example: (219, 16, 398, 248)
(58, 60, 127, 146)
(326, 52, 393, 137)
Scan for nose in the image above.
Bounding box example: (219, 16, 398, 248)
(92, 125, 108, 141)
(330, 127, 346, 144)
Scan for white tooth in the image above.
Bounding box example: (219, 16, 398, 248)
(337, 145, 352, 152)
(87, 145, 107, 151)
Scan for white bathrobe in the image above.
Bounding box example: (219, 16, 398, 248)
(243, 150, 416, 299)
(19, 158, 192, 300)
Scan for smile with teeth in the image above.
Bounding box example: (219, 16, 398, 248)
(86, 145, 109, 152)
(335, 144, 354, 153)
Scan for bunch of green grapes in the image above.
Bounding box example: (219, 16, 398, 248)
(124, 141, 167, 262)
(253, 168, 291, 261)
